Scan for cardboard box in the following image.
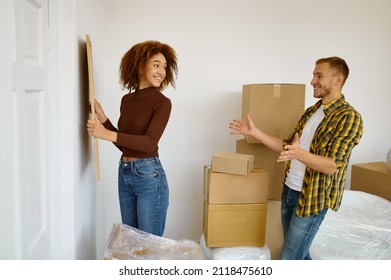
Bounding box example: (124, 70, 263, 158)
(242, 84, 305, 144)
(204, 165, 269, 204)
(203, 200, 267, 247)
(351, 162, 391, 201)
(211, 152, 254, 175)
(236, 139, 285, 200)
(265, 200, 284, 260)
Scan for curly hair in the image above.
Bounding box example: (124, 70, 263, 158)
(316, 56, 349, 87)
(119, 40, 178, 91)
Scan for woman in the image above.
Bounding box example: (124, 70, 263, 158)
(87, 40, 178, 236)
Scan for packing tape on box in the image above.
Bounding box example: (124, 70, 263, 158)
(273, 84, 281, 98)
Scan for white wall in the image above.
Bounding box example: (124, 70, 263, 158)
(74, 0, 107, 259)
(49, 0, 106, 259)
(90, 0, 391, 257)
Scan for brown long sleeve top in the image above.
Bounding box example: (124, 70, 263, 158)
(102, 86, 171, 158)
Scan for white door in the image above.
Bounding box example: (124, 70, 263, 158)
(1, 0, 50, 259)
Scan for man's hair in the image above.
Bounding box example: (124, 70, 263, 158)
(119, 40, 178, 91)
(316, 56, 349, 87)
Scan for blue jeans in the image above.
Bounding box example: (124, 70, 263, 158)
(118, 157, 169, 237)
(280, 184, 328, 260)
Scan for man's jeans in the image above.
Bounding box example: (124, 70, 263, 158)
(280, 184, 328, 260)
(118, 157, 169, 237)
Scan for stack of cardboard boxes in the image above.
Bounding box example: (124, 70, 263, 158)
(203, 84, 306, 259)
(203, 152, 269, 248)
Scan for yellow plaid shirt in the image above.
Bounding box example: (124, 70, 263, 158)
(283, 94, 363, 217)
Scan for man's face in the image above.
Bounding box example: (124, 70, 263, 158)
(310, 62, 340, 100)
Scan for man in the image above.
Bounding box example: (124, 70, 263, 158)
(229, 56, 363, 259)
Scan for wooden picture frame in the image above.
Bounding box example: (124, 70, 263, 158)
(86, 34, 101, 181)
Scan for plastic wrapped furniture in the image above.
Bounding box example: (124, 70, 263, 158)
(311, 190, 391, 259)
(200, 234, 271, 260)
(104, 223, 205, 260)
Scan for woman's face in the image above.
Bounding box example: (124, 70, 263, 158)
(139, 52, 167, 89)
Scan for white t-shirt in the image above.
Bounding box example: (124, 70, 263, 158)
(285, 105, 325, 191)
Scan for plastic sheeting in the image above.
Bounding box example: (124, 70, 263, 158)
(200, 234, 271, 260)
(311, 190, 391, 259)
(104, 223, 204, 260)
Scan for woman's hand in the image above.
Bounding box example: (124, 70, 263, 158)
(93, 99, 108, 124)
(87, 118, 117, 142)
